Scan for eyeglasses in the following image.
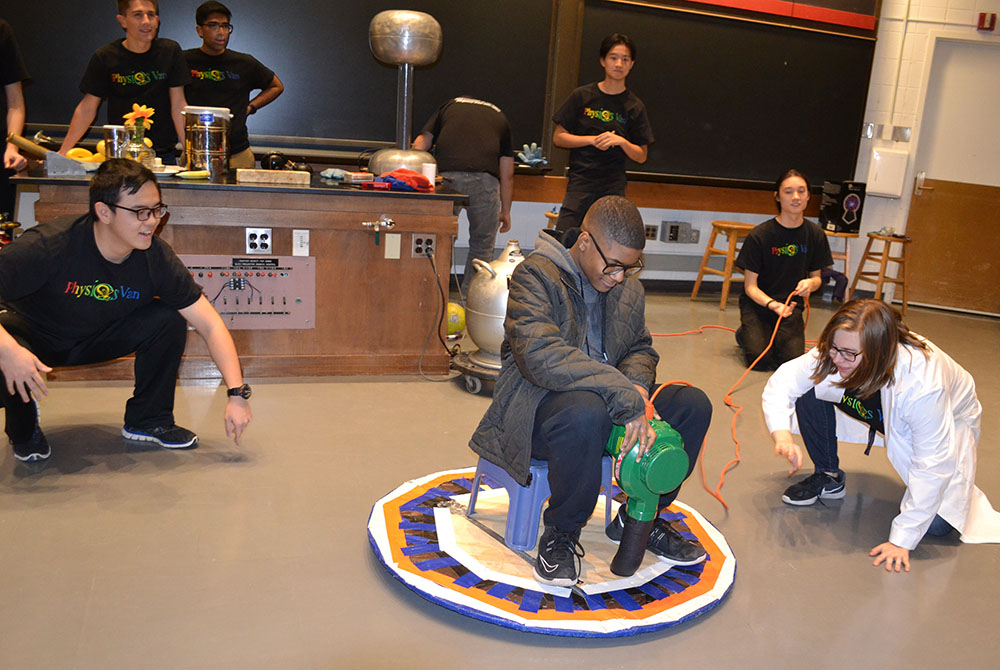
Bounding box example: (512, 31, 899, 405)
(829, 345, 860, 363)
(108, 202, 168, 221)
(202, 21, 234, 32)
(588, 233, 643, 277)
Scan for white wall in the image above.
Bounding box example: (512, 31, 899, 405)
(852, 0, 1000, 261)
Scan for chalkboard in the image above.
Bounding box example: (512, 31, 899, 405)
(579, 1, 875, 184)
(3, 0, 551, 151)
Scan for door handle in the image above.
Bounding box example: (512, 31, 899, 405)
(915, 171, 935, 195)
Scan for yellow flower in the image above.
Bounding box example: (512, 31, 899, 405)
(123, 103, 155, 130)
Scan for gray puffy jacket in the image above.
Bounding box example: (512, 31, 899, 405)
(468, 232, 658, 485)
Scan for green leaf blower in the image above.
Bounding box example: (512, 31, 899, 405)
(605, 419, 689, 576)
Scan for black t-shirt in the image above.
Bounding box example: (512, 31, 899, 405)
(0, 214, 202, 346)
(1, 19, 30, 141)
(183, 48, 275, 154)
(79, 39, 191, 154)
(419, 97, 514, 177)
(736, 217, 833, 305)
(836, 388, 885, 435)
(552, 82, 654, 191)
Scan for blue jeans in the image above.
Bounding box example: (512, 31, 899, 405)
(530, 384, 712, 533)
(442, 171, 501, 297)
(794, 388, 956, 537)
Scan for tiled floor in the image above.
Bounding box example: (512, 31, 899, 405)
(2, 295, 998, 669)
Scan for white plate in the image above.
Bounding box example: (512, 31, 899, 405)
(153, 165, 184, 175)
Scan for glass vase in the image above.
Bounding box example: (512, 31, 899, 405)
(124, 125, 155, 169)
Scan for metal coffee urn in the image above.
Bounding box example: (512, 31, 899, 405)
(367, 10, 441, 175)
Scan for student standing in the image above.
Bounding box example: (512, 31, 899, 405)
(183, 1, 284, 169)
(551, 34, 653, 235)
(413, 96, 514, 298)
(58, 0, 190, 162)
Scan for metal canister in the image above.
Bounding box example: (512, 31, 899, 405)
(102, 125, 128, 158)
(182, 106, 231, 177)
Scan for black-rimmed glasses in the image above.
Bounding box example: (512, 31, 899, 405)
(202, 21, 234, 32)
(108, 202, 168, 221)
(829, 345, 860, 362)
(588, 233, 643, 277)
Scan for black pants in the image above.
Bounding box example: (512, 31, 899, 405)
(736, 293, 805, 371)
(530, 384, 712, 533)
(0, 301, 188, 442)
(554, 182, 626, 234)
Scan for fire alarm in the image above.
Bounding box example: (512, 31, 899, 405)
(978, 12, 997, 31)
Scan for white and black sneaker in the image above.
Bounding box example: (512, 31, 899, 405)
(122, 424, 199, 449)
(606, 508, 707, 565)
(11, 425, 51, 462)
(533, 527, 584, 587)
(782, 471, 846, 506)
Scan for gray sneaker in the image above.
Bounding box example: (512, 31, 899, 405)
(122, 424, 199, 449)
(782, 471, 846, 506)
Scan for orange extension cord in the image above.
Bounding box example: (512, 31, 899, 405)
(648, 293, 810, 510)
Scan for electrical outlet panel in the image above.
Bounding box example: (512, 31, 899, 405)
(245, 227, 272, 254)
(180, 254, 315, 330)
(643, 224, 659, 241)
(412, 234, 436, 258)
(660, 221, 699, 244)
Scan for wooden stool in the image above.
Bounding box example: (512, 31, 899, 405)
(848, 232, 912, 314)
(691, 220, 755, 309)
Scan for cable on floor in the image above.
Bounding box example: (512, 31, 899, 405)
(649, 292, 810, 509)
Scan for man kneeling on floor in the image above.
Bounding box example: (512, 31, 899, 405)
(0, 158, 252, 462)
(469, 195, 712, 586)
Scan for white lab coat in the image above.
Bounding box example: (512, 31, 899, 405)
(762, 339, 1000, 550)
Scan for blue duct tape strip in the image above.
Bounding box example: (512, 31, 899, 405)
(652, 574, 684, 594)
(658, 511, 687, 521)
(608, 589, 642, 611)
(554, 594, 575, 612)
(399, 489, 454, 511)
(687, 562, 707, 575)
(486, 582, 516, 599)
(584, 592, 607, 610)
(637, 581, 671, 601)
(519, 590, 543, 613)
(413, 556, 462, 571)
(404, 534, 431, 545)
(398, 521, 437, 530)
(667, 569, 700, 586)
(451, 477, 476, 491)
(401, 543, 440, 556)
(452, 571, 482, 588)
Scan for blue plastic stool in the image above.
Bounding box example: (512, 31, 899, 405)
(466, 456, 615, 551)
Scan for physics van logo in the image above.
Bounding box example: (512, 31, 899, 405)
(190, 69, 240, 82)
(64, 281, 141, 302)
(111, 70, 167, 87)
(771, 243, 808, 257)
(583, 107, 625, 124)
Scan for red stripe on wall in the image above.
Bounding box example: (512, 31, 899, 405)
(792, 5, 877, 30)
(684, 0, 877, 31)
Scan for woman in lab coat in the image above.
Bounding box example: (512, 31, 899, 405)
(762, 299, 1000, 572)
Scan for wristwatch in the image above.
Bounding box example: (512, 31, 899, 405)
(227, 383, 252, 400)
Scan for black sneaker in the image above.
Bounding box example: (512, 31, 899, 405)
(782, 471, 846, 506)
(122, 424, 199, 449)
(533, 527, 584, 587)
(606, 508, 707, 565)
(11, 425, 51, 462)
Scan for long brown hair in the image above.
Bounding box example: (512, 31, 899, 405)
(810, 299, 928, 398)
